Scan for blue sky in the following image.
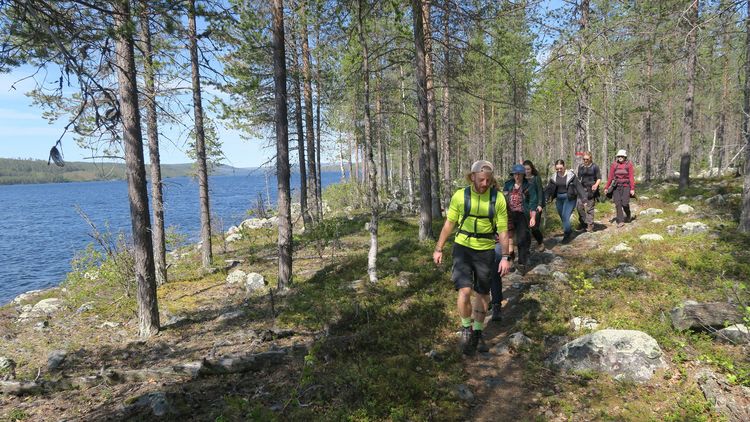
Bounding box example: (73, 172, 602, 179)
(0, 68, 272, 168)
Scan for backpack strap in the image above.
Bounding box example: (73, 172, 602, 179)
(457, 186, 497, 240)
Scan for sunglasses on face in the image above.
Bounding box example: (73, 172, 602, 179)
(555, 167, 564, 171)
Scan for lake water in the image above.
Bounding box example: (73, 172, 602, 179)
(0, 171, 344, 305)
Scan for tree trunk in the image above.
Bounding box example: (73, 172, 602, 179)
(680, 0, 698, 190)
(717, 0, 731, 174)
(400, 65, 415, 210)
(290, 24, 311, 228)
(413, 0, 433, 240)
(739, 0, 750, 232)
(314, 4, 323, 216)
(441, 7, 452, 208)
(422, 0, 441, 217)
(113, 0, 159, 339)
(300, 0, 320, 222)
(138, 3, 166, 287)
(644, 44, 653, 182)
(357, 0, 379, 282)
(188, 0, 212, 270)
(574, 0, 590, 168)
(271, 0, 293, 287)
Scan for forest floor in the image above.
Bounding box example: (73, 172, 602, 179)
(1, 177, 749, 421)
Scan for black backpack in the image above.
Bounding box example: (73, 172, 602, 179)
(457, 186, 498, 239)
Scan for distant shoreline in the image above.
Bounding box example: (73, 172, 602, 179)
(0, 157, 343, 186)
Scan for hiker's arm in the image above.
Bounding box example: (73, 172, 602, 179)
(497, 230, 511, 276)
(593, 165, 602, 191)
(433, 220, 455, 265)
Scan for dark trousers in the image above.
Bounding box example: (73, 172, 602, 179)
(490, 243, 502, 305)
(613, 185, 631, 223)
(510, 210, 530, 265)
(531, 210, 544, 244)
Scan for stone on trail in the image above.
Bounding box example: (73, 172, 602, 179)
(547, 329, 668, 383)
(609, 243, 632, 253)
(527, 264, 551, 276)
(552, 271, 569, 282)
(712, 324, 749, 345)
(639, 208, 663, 216)
(651, 218, 665, 224)
(639, 234, 664, 242)
(676, 204, 695, 214)
(508, 332, 533, 349)
(455, 384, 475, 403)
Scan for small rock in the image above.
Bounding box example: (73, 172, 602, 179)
(609, 243, 632, 253)
(676, 204, 695, 214)
(397, 271, 413, 288)
(47, 350, 67, 371)
(492, 342, 510, 355)
(100, 321, 121, 329)
(571, 317, 600, 332)
(680, 222, 709, 235)
(131, 391, 172, 417)
(705, 195, 727, 206)
(639, 208, 663, 216)
(527, 264, 551, 276)
(651, 218, 665, 224)
(511, 282, 523, 289)
(552, 271, 569, 282)
(640, 234, 664, 242)
(225, 232, 242, 243)
(508, 332, 533, 349)
(639, 196, 649, 200)
(389, 256, 399, 263)
(11, 289, 45, 305)
(712, 324, 749, 344)
(245, 273, 266, 294)
(226, 270, 247, 285)
(33, 321, 49, 331)
(0, 357, 17, 380)
(76, 302, 95, 314)
(455, 384, 474, 402)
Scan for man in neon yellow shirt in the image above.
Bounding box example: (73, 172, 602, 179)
(433, 160, 511, 355)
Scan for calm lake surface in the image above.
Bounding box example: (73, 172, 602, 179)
(0, 171, 344, 305)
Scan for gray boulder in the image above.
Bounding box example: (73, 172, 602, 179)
(680, 222, 710, 235)
(17, 298, 64, 320)
(226, 270, 247, 285)
(697, 369, 750, 422)
(706, 195, 727, 206)
(670, 301, 744, 331)
(651, 218, 665, 224)
(245, 273, 266, 293)
(547, 329, 668, 382)
(639, 234, 664, 242)
(527, 264, 551, 276)
(712, 324, 749, 344)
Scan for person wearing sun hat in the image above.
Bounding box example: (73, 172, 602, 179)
(433, 159, 511, 355)
(605, 149, 635, 228)
(502, 163, 538, 275)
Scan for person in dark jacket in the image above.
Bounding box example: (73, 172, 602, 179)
(502, 163, 538, 274)
(605, 149, 636, 228)
(523, 160, 545, 251)
(544, 159, 588, 244)
(576, 152, 602, 232)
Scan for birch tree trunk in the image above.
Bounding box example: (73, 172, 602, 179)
(138, 3, 166, 287)
(644, 44, 653, 182)
(357, 0, 379, 282)
(680, 0, 698, 190)
(271, 0, 293, 287)
(188, 0, 212, 270)
(413, 0, 433, 240)
(113, 0, 159, 338)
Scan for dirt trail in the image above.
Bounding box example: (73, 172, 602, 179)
(464, 206, 626, 421)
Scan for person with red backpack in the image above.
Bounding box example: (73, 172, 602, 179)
(605, 149, 635, 228)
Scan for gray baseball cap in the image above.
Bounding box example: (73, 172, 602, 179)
(470, 160, 494, 173)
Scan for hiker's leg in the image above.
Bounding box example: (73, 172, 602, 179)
(457, 287, 473, 319)
(576, 198, 587, 228)
(452, 244, 474, 322)
(586, 198, 595, 225)
(471, 248, 494, 327)
(531, 211, 544, 244)
(472, 292, 490, 328)
(515, 212, 531, 265)
(614, 187, 626, 223)
(562, 197, 576, 235)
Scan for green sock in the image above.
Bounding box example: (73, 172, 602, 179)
(461, 317, 472, 328)
(473, 320, 484, 331)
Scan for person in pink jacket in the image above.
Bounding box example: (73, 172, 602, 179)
(606, 149, 635, 227)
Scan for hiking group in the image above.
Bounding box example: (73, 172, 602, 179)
(433, 150, 636, 355)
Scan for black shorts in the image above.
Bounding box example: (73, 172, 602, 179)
(451, 243, 495, 294)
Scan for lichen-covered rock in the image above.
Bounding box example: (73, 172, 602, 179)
(609, 243, 632, 253)
(712, 324, 749, 344)
(570, 317, 599, 332)
(639, 208, 663, 216)
(639, 234, 664, 242)
(244, 273, 266, 294)
(226, 270, 247, 285)
(676, 204, 695, 214)
(547, 329, 668, 382)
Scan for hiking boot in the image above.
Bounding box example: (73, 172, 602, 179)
(491, 306, 502, 322)
(617, 222, 625, 228)
(587, 223, 594, 233)
(561, 233, 571, 244)
(536, 242, 546, 253)
(516, 263, 528, 276)
(576, 222, 586, 231)
(476, 330, 489, 353)
(464, 330, 489, 355)
(458, 326, 472, 351)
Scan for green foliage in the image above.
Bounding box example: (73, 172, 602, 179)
(2, 409, 28, 422)
(322, 181, 365, 212)
(165, 225, 189, 251)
